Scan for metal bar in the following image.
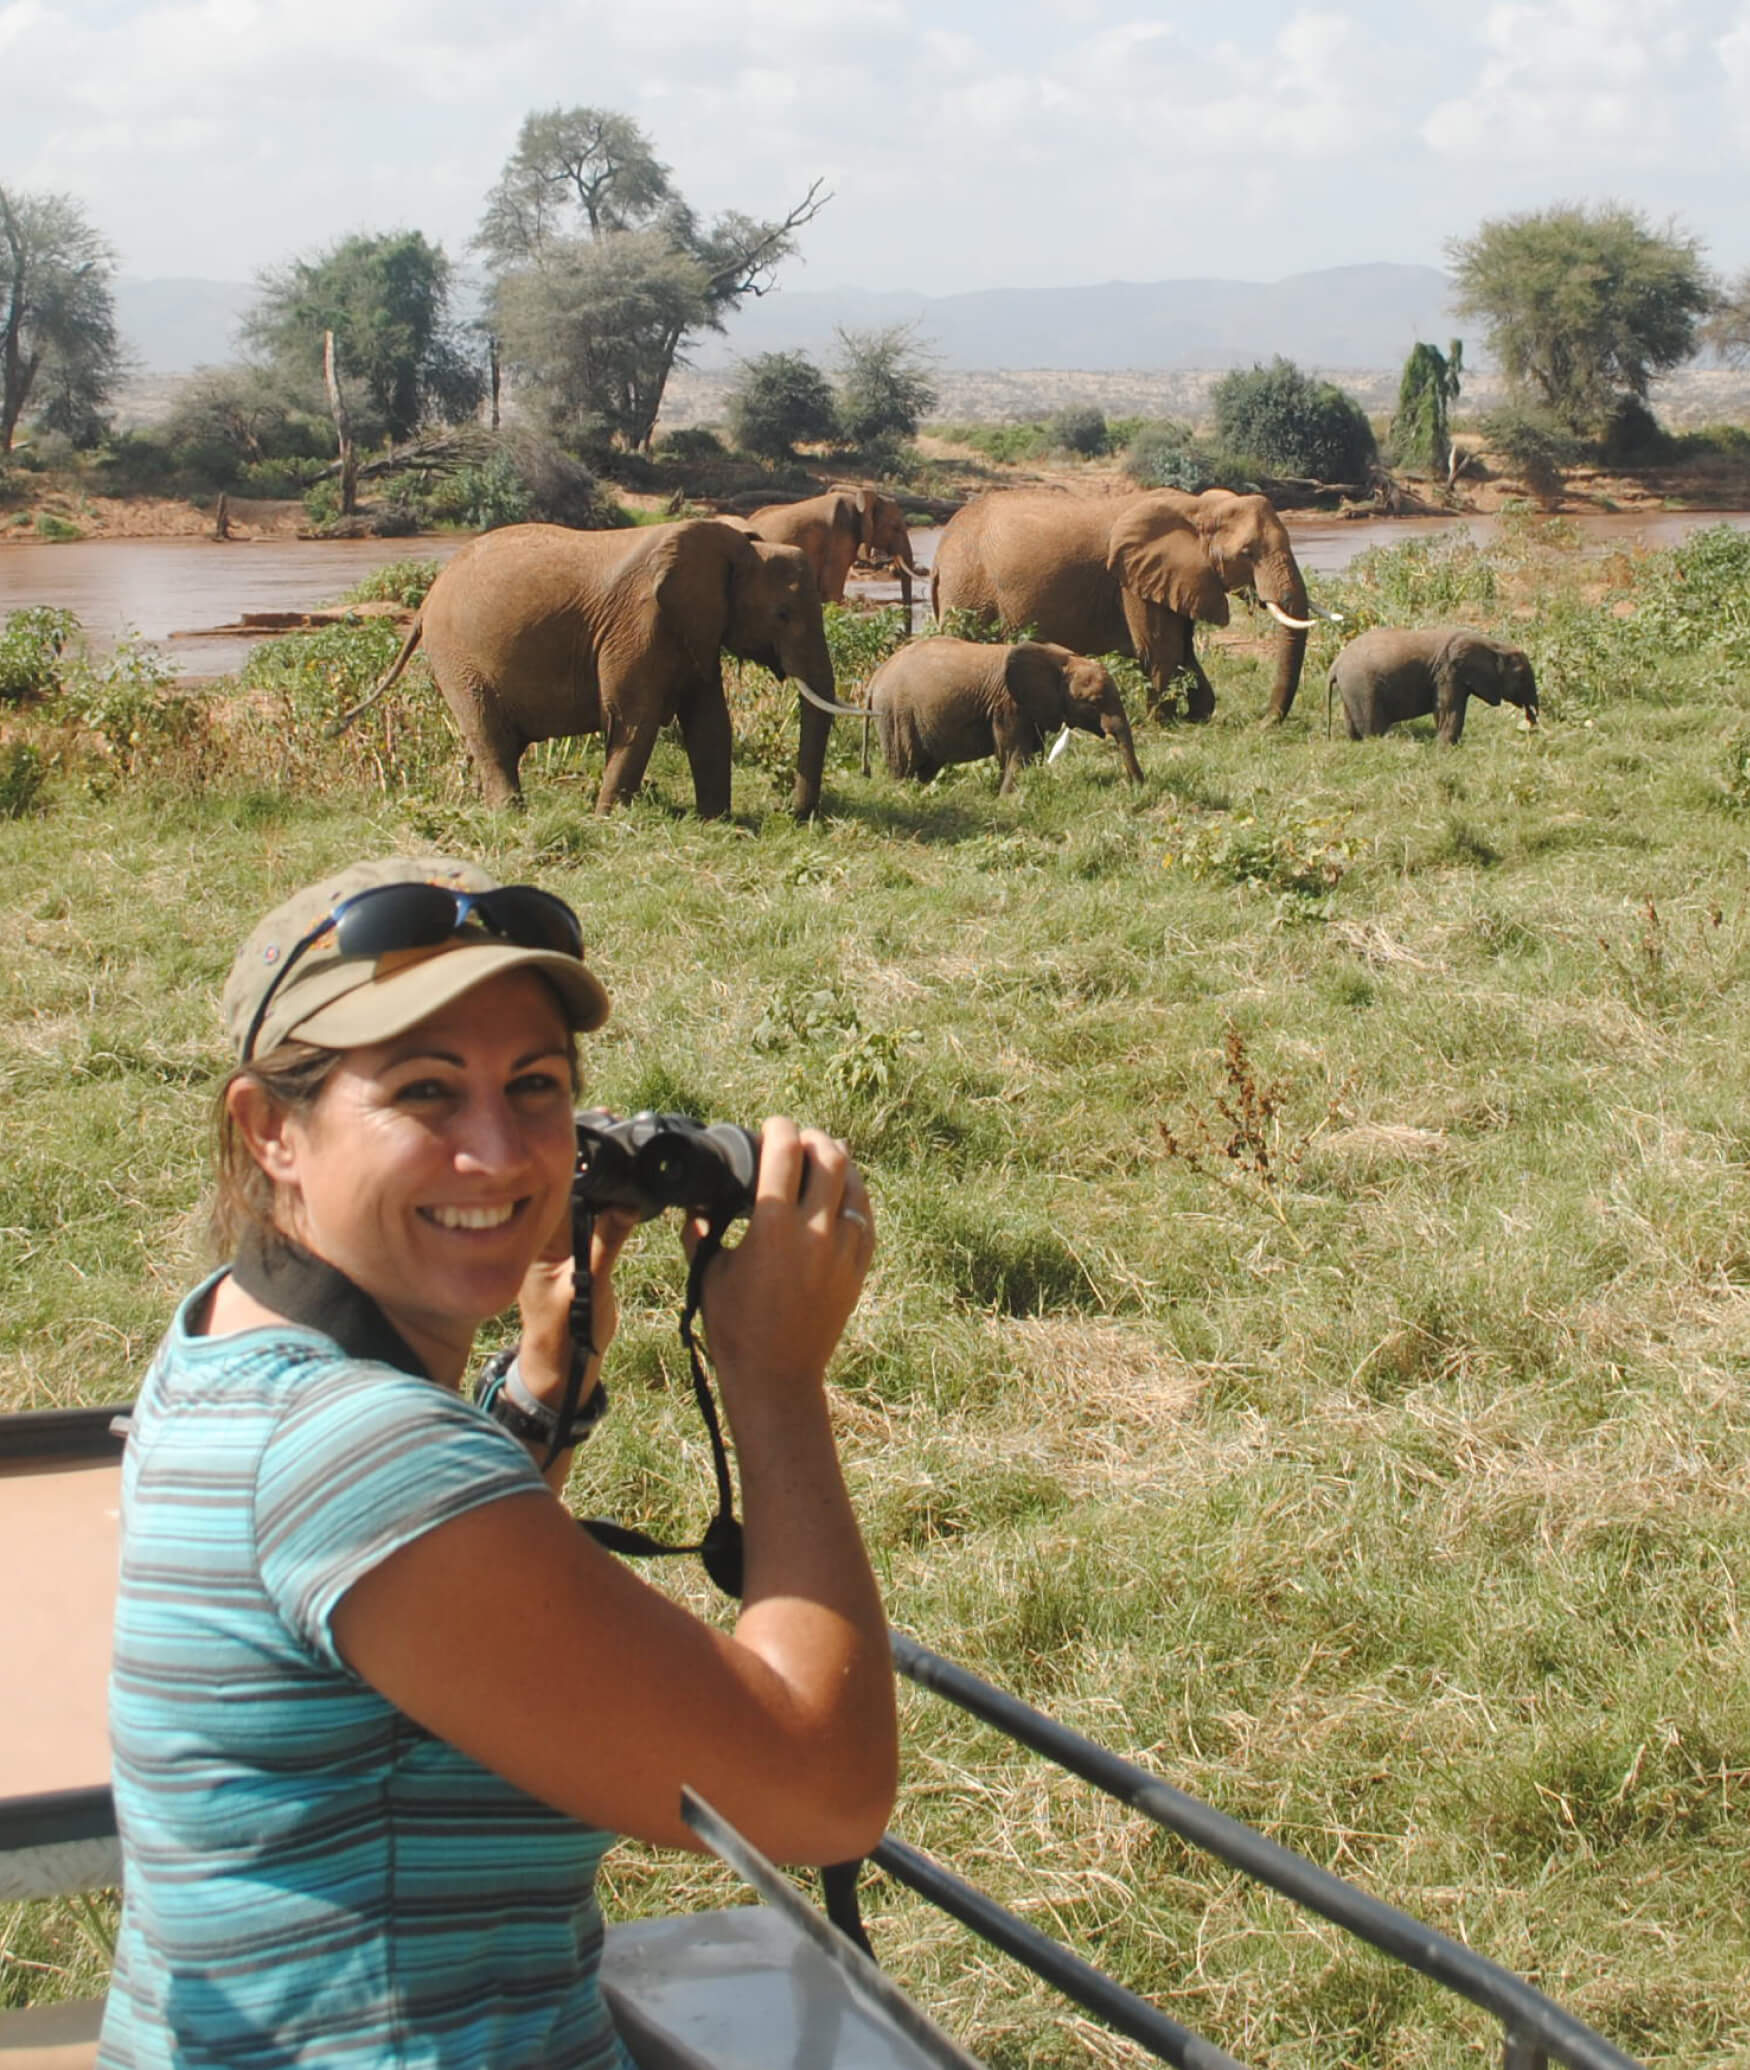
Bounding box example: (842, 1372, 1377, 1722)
(681, 1788, 987, 2070)
(891, 1632, 1643, 2070)
(874, 1835, 1246, 2070)
(0, 1786, 117, 1857)
(0, 1406, 129, 1462)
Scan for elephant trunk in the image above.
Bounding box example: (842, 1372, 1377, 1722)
(1258, 555, 1311, 724)
(792, 634, 838, 818)
(1103, 711, 1145, 784)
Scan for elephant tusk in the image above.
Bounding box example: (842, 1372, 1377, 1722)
(1046, 725, 1073, 763)
(796, 680, 880, 719)
(1264, 600, 1320, 631)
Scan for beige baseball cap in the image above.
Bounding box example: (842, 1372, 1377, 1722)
(223, 855, 610, 1063)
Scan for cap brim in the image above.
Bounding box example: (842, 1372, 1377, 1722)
(288, 942, 610, 1050)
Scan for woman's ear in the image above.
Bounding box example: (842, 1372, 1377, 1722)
(227, 1076, 300, 1186)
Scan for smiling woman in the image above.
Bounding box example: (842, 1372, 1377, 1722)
(100, 853, 894, 2070)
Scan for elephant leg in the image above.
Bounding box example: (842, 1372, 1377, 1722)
(448, 681, 525, 806)
(1183, 644, 1216, 723)
(676, 685, 734, 818)
(793, 699, 832, 818)
(597, 706, 664, 813)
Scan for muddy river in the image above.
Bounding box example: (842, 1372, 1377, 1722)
(5, 509, 1749, 678)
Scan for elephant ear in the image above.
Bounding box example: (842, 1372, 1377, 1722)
(1107, 506, 1230, 625)
(650, 520, 760, 682)
(1002, 642, 1068, 734)
(826, 491, 863, 544)
(1443, 633, 1503, 704)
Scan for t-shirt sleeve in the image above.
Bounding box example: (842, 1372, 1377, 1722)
(255, 1360, 546, 1670)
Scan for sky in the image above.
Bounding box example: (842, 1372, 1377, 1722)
(6, 0, 1750, 296)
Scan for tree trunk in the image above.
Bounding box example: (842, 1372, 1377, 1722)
(323, 329, 357, 517)
(488, 336, 501, 430)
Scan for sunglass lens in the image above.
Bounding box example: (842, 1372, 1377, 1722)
(330, 883, 461, 958)
(480, 886, 585, 958)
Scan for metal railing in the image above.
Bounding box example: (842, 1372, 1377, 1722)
(884, 1631, 1643, 2070)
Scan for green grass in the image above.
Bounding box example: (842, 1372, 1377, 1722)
(5, 532, 1750, 2064)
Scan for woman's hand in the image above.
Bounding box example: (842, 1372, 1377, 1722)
(514, 1198, 638, 1414)
(688, 1119, 875, 1402)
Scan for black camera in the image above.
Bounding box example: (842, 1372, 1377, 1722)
(574, 1109, 761, 1226)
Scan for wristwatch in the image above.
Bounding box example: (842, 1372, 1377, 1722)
(476, 1346, 610, 1449)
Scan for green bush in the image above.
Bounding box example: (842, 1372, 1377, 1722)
(0, 607, 80, 702)
(62, 638, 205, 780)
(338, 560, 441, 609)
(1480, 408, 1585, 503)
(1597, 397, 1673, 468)
(656, 427, 727, 462)
(1212, 358, 1378, 483)
(1126, 420, 1217, 492)
(727, 352, 840, 462)
(0, 741, 48, 817)
(1048, 405, 1109, 457)
(34, 513, 82, 542)
(823, 605, 908, 693)
(302, 480, 341, 527)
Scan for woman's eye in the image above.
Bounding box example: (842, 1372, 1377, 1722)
(511, 1071, 570, 1102)
(393, 1077, 454, 1105)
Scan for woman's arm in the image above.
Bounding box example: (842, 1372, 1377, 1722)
(329, 1122, 896, 1866)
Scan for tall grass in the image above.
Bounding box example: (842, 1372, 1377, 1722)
(4, 532, 1750, 2064)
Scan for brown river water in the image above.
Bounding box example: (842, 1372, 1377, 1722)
(4, 509, 1749, 679)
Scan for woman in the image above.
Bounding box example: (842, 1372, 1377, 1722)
(101, 854, 896, 2069)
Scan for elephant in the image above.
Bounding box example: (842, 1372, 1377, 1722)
(740, 487, 927, 612)
(1326, 626, 1539, 744)
(866, 637, 1146, 792)
(930, 489, 1317, 726)
(333, 518, 866, 818)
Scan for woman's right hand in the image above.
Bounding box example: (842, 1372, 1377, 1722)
(687, 1118, 875, 1400)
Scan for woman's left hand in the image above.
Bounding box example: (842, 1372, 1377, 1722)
(514, 1199, 638, 1415)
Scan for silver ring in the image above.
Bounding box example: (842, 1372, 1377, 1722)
(839, 1207, 871, 1232)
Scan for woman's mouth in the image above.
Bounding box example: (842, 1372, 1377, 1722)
(423, 1202, 519, 1232)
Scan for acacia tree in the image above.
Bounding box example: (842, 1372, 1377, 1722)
(1449, 204, 1712, 433)
(0, 186, 124, 453)
(243, 230, 482, 445)
(1703, 269, 1750, 368)
(833, 324, 938, 449)
(478, 105, 827, 450)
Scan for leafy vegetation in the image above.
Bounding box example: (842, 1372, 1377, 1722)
(1389, 339, 1463, 474)
(726, 351, 840, 462)
(833, 324, 939, 450)
(477, 105, 827, 451)
(7, 528, 1750, 2067)
(0, 185, 123, 453)
(1212, 357, 1379, 483)
(1450, 204, 1714, 434)
(243, 230, 483, 444)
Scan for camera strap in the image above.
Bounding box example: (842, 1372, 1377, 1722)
(577, 1213, 744, 1601)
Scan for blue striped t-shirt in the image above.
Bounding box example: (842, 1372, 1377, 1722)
(100, 1273, 633, 2068)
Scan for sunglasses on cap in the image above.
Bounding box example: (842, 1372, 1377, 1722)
(243, 882, 585, 1063)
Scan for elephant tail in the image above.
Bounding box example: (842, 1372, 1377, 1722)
(328, 611, 426, 737)
(1326, 664, 1335, 740)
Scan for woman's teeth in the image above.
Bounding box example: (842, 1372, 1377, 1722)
(427, 1203, 516, 1231)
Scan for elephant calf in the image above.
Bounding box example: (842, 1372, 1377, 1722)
(866, 637, 1145, 792)
(1327, 626, 1539, 744)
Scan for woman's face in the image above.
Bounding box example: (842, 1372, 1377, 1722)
(267, 969, 577, 1380)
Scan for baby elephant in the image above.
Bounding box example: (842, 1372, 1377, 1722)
(867, 638, 1145, 792)
(1328, 626, 1539, 744)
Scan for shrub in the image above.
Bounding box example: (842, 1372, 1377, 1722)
(1598, 397, 1673, 468)
(1048, 405, 1109, 457)
(656, 426, 727, 462)
(824, 605, 908, 692)
(1480, 407, 1586, 503)
(727, 352, 839, 462)
(62, 637, 206, 780)
(834, 324, 938, 448)
(35, 513, 82, 542)
(0, 606, 80, 701)
(1212, 358, 1378, 483)
(339, 560, 441, 609)
(0, 741, 48, 817)
(1126, 420, 1217, 492)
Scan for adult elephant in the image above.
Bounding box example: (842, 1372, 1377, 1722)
(931, 489, 1315, 723)
(1327, 626, 1539, 743)
(866, 637, 1145, 792)
(1147, 488, 1316, 722)
(744, 487, 927, 611)
(334, 519, 862, 818)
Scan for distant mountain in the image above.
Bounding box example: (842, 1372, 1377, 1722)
(698, 264, 1465, 373)
(114, 276, 257, 372)
(112, 263, 1462, 381)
